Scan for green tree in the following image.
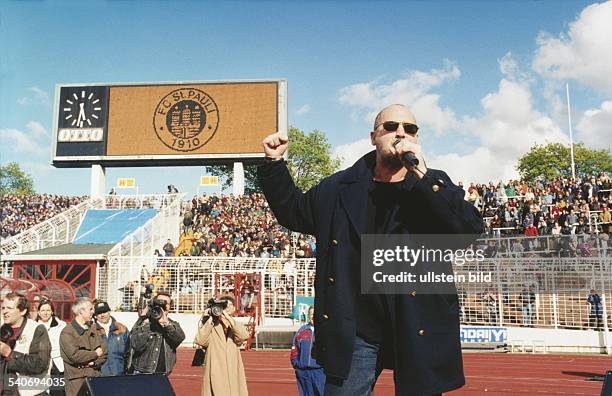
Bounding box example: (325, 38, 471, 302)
(0, 162, 35, 195)
(516, 143, 612, 183)
(286, 126, 342, 191)
(207, 126, 342, 193)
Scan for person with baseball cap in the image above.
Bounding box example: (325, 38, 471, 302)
(93, 300, 130, 376)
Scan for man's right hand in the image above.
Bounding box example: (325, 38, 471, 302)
(95, 347, 103, 357)
(262, 132, 288, 159)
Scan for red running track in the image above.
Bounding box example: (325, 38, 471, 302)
(170, 349, 611, 395)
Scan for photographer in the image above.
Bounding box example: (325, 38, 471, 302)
(0, 292, 51, 396)
(195, 295, 249, 396)
(129, 292, 185, 374)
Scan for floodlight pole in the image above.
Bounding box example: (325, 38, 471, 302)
(566, 83, 576, 180)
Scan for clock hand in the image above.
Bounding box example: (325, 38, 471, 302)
(77, 103, 86, 127)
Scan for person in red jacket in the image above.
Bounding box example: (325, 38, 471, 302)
(524, 221, 538, 237)
(291, 306, 325, 396)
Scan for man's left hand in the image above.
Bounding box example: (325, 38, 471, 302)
(0, 341, 12, 358)
(158, 309, 170, 327)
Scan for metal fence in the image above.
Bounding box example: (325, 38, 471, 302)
(98, 257, 316, 323)
(96, 255, 611, 333)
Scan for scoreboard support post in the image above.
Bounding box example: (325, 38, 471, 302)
(90, 164, 106, 199)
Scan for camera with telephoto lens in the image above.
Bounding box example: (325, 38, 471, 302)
(137, 283, 155, 313)
(206, 298, 228, 317)
(0, 324, 13, 344)
(147, 298, 168, 321)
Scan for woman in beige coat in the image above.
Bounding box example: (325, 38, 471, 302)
(195, 296, 249, 396)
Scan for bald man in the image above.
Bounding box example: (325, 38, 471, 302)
(258, 104, 483, 395)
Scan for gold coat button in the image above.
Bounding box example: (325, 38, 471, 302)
(410, 291, 417, 297)
(323, 314, 329, 320)
(418, 329, 425, 336)
(331, 239, 338, 246)
(432, 184, 440, 192)
(329, 277, 335, 284)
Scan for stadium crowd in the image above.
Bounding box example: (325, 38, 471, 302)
(176, 193, 316, 259)
(2, 174, 610, 258)
(467, 173, 611, 237)
(0, 194, 86, 238)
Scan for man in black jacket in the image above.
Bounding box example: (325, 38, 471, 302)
(258, 104, 483, 395)
(129, 292, 185, 374)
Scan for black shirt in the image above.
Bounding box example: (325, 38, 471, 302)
(355, 180, 403, 344)
(155, 337, 166, 373)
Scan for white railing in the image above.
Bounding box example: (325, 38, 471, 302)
(98, 256, 316, 323)
(0, 198, 103, 256)
(102, 194, 184, 285)
(0, 194, 185, 257)
(95, 255, 610, 334)
(477, 234, 610, 258)
(104, 193, 183, 210)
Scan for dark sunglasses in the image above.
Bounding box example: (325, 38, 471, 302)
(376, 121, 419, 135)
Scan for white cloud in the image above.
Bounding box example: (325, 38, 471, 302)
(429, 147, 518, 185)
(17, 87, 51, 107)
(333, 138, 373, 169)
(532, 1, 612, 93)
(25, 121, 49, 138)
(498, 52, 531, 83)
(431, 77, 569, 184)
(333, 54, 573, 184)
(295, 104, 311, 115)
(337, 60, 460, 135)
(20, 161, 53, 176)
(0, 122, 50, 157)
(576, 100, 612, 150)
(463, 78, 567, 155)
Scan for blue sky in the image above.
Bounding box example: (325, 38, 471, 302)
(1, 0, 611, 196)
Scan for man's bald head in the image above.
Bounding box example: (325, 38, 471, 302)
(373, 104, 417, 131)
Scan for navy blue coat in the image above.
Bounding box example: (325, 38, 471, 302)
(258, 151, 484, 395)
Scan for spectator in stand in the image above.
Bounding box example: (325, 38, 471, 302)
(163, 239, 175, 256)
(174, 171, 611, 259)
(599, 205, 611, 233)
(520, 288, 535, 327)
(180, 193, 316, 259)
(1, 194, 86, 238)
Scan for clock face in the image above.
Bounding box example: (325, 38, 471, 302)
(62, 89, 103, 128)
(56, 86, 108, 146)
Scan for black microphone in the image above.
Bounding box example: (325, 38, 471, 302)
(403, 152, 420, 168)
(392, 138, 419, 167)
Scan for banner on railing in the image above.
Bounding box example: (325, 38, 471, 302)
(460, 326, 507, 343)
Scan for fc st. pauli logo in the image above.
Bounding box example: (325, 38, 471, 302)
(153, 88, 219, 152)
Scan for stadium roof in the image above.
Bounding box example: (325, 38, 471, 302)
(2, 243, 115, 261)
